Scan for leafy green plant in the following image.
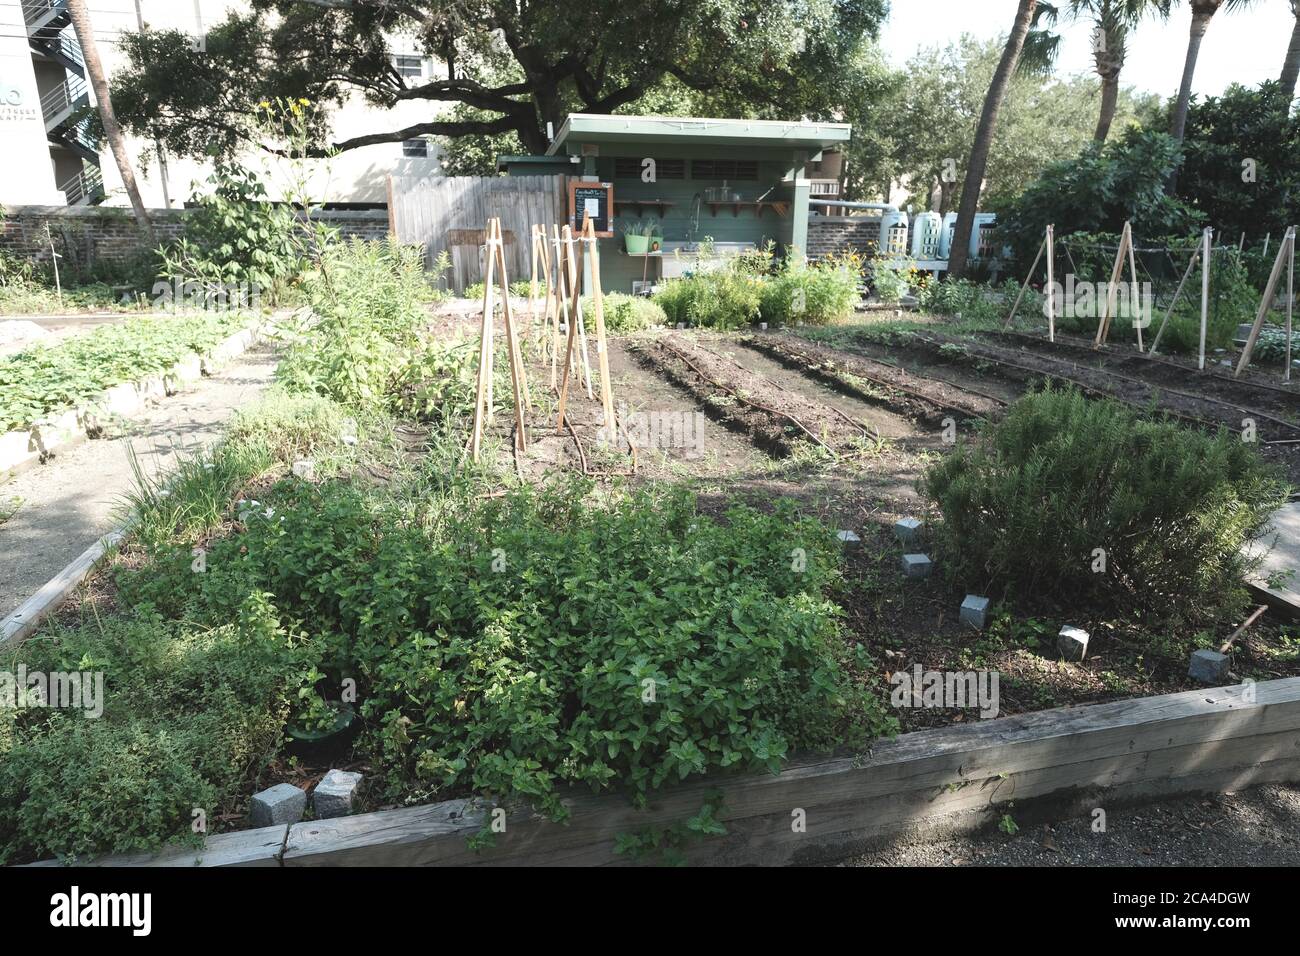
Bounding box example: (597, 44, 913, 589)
(0, 312, 246, 432)
(159, 160, 304, 298)
(654, 268, 763, 329)
(923, 385, 1288, 626)
(760, 256, 859, 325)
(581, 293, 667, 333)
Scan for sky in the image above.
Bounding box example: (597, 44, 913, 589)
(880, 1, 1294, 100)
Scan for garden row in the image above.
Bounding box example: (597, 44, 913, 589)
(0, 313, 260, 478)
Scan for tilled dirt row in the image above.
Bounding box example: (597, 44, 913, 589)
(742, 333, 1006, 426)
(980, 329, 1300, 422)
(911, 331, 1300, 442)
(637, 335, 871, 457)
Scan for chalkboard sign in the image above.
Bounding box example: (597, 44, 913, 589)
(569, 180, 614, 237)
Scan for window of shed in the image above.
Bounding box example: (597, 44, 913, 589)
(614, 157, 685, 180)
(402, 139, 429, 157)
(691, 159, 758, 180)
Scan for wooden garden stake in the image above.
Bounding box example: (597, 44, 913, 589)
(1095, 221, 1132, 347)
(1286, 229, 1295, 384)
(1148, 239, 1201, 357)
(1199, 227, 1212, 370)
(1127, 223, 1143, 352)
(582, 216, 616, 430)
(491, 218, 530, 446)
(1004, 231, 1045, 330)
(563, 224, 594, 398)
(1045, 224, 1055, 342)
(470, 225, 498, 459)
(1234, 225, 1294, 379)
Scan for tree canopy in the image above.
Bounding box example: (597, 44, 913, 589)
(111, 0, 887, 160)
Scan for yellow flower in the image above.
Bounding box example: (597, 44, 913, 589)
(298, 97, 311, 106)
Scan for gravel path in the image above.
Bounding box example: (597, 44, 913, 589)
(836, 783, 1300, 866)
(0, 347, 278, 618)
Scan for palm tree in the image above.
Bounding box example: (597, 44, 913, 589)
(1069, 0, 1172, 142)
(1281, 0, 1300, 102)
(947, 0, 1046, 279)
(1170, 0, 1256, 145)
(66, 0, 153, 240)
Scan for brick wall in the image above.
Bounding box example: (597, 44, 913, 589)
(806, 216, 883, 260)
(0, 205, 390, 272)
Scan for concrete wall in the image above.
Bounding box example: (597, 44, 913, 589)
(0, 3, 64, 205)
(0, 204, 389, 271)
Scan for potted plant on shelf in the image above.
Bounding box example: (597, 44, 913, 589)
(621, 219, 658, 255)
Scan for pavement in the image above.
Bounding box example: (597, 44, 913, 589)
(0, 347, 278, 618)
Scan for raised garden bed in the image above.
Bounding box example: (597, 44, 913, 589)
(28, 676, 1299, 866)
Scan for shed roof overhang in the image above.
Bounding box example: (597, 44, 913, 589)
(545, 113, 851, 157)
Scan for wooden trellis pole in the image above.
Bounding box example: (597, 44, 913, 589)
(580, 216, 616, 430)
(494, 219, 532, 418)
(1003, 229, 1046, 330)
(1095, 221, 1135, 348)
(1127, 223, 1143, 353)
(1148, 236, 1203, 357)
(1045, 223, 1055, 342)
(1234, 226, 1296, 380)
(470, 218, 531, 459)
(1199, 227, 1212, 370)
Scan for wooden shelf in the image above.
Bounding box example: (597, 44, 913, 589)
(612, 199, 675, 218)
(705, 200, 790, 219)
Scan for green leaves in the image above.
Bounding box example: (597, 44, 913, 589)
(0, 312, 246, 432)
(922, 383, 1288, 626)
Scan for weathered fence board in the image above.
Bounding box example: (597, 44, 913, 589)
(388, 175, 567, 293)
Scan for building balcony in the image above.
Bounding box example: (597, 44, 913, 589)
(21, 0, 72, 36)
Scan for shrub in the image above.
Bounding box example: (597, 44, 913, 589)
(919, 278, 1013, 324)
(922, 385, 1287, 625)
(760, 258, 859, 325)
(580, 293, 667, 333)
(654, 268, 763, 329)
(277, 238, 431, 407)
(0, 597, 305, 864)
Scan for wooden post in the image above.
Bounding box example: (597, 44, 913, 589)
(555, 225, 583, 431)
(582, 217, 616, 430)
(492, 218, 530, 448)
(1199, 227, 1212, 370)
(1003, 234, 1045, 330)
(1234, 225, 1294, 379)
(548, 225, 563, 389)
(564, 225, 594, 398)
(1095, 222, 1130, 347)
(1045, 224, 1055, 342)
(1127, 224, 1143, 353)
(1148, 242, 1200, 357)
(1286, 230, 1295, 384)
(470, 222, 499, 460)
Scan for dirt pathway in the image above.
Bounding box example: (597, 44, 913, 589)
(0, 346, 279, 618)
(836, 783, 1300, 867)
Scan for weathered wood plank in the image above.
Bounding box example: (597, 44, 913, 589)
(23, 825, 288, 868)
(282, 678, 1300, 866)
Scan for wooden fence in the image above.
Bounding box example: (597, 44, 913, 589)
(387, 175, 568, 294)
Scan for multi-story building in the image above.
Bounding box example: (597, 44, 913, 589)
(0, 0, 444, 209)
